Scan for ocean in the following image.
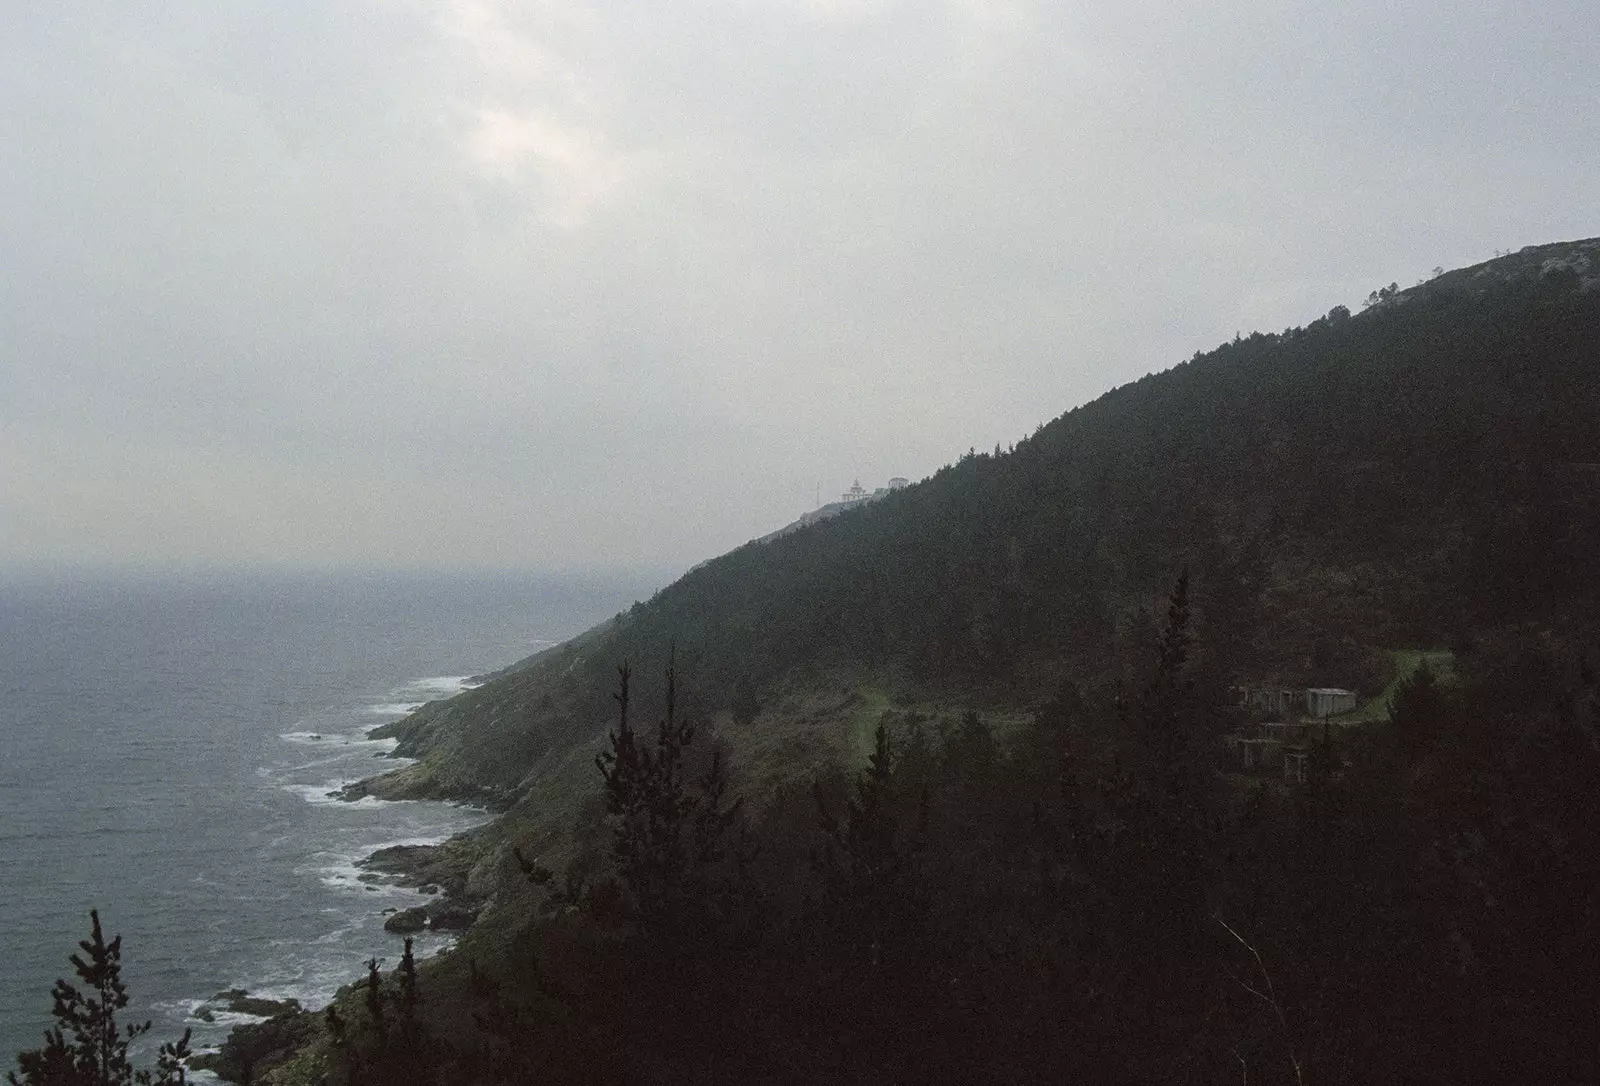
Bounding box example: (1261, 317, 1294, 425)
(0, 568, 659, 1067)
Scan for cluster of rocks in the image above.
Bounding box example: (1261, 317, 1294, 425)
(190, 988, 301, 1022)
(382, 899, 478, 933)
(359, 840, 486, 936)
(188, 991, 316, 1081)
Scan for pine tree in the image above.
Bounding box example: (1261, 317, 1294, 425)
(362, 959, 385, 1040)
(322, 1006, 355, 1086)
(1141, 568, 1193, 735)
(394, 939, 419, 1034)
(1388, 659, 1449, 752)
(10, 910, 192, 1086)
(596, 658, 694, 926)
(814, 721, 927, 963)
(385, 938, 441, 1086)
(593, 653, 751, 937)
(731, 675, 761, 728)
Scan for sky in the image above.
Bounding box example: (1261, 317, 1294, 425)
(3, 0, 1596, 574)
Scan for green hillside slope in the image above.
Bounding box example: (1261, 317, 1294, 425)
(369, 237, 1600, 815)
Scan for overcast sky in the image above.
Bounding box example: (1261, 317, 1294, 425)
(3, 0, 1596, 574)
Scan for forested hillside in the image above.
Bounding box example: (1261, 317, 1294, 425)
(94, 238, 1600, 1085)
(371, 238, 1600, 806)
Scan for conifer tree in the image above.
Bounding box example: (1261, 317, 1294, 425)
(593, 653, 751, 937)
(386, 938, 440, 1086)
(1141, 569, 1193, 735)
(394, 938, 419, 1034)
(731, 675, 761, 728)
(322, 1006, 355, 1086)
(815, 722, 927, 962)
(10, 910, 192, 1086)
(361, 958, 385, 1043)
(1388, 659, 1448, 752)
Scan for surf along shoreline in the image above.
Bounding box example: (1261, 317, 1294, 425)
(190, 680, 498, 1080)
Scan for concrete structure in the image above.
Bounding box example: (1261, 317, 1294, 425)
(887, 477, 909, 490)
(1232, 735, 1278, 770)
(1305, 687, 1359, 718)
(1227, 721, 1329, 781)
(1234, 684, 1300, 719)
(840, 480, 869, 503)
(1260, 721, 1311, 745)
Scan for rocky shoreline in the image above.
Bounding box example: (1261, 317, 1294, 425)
(361, 840, 486, 933)
(187, 992, 316, 1081)
(193, 834, 493, 1083)
(193, 745, 499, 1083)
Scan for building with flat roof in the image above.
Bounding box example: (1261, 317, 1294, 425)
(1305, 687, 1359, 718)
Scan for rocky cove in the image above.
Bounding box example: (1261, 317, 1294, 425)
(194, 818, 498, 1080)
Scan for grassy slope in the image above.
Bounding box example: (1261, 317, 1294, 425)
(1347, 647, 1457, 722)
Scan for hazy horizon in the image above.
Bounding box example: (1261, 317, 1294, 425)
(0, 557, 685, 590)
(6, 1, 1597, 572)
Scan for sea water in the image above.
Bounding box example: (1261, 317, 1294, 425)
(0, 568, 658, 1064)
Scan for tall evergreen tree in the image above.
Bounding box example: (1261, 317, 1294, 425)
(10, 911, 192, 1086)
(593, 654, 750, 937)
(1141, 568, 1193, 734)
(814, 721, 928, 963)
(1388, 658, 1449, 752)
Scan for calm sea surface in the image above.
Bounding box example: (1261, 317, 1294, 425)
(0, 569, 658, 1066)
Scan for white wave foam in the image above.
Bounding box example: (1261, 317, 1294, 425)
(301, 831, 472, 897)
(309, 856, 377, 892)
(215, 927, 467, 1015)
(365, 702, 424, 717)
(372, 832, 471, 852)
(279, 730, 337, 744)
(282, 751, 373, 774)
(188, 1008, 272, 1028)
(397, 676, 480, 698)
(279, 782, 388, 809)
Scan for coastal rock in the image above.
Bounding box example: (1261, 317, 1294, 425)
(359, 830, 489, 935)
(359, 842, 472, 898)
(329, 780, 369, 802)
(209, 989, 302, 1019)
(384, 906, 428, 933)
(426, 903, 478, 931)
(363, 843, 439, 874)
(189, 1006, 317, 1083)
(380, 899, 480, 933)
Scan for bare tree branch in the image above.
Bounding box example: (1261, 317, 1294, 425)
(1216, 913, 1304, 1086)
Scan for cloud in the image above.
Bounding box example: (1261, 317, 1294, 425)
(2, 1, 1596, 571)
(462, 106, 644, 226)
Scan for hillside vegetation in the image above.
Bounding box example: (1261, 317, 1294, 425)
(212, 239, 1600, 1084)
(372, 237, 1599, 812)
